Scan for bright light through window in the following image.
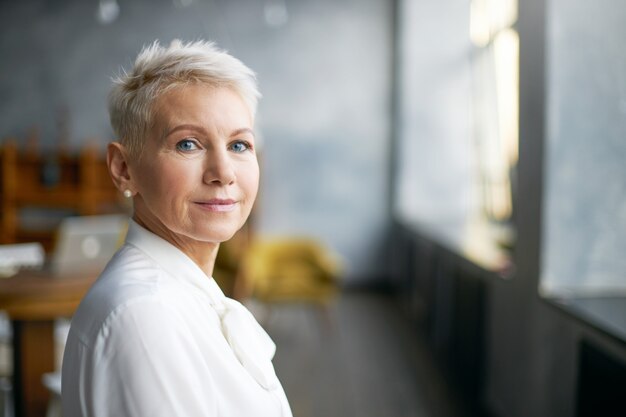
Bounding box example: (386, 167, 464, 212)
(470, 0, 519, 223)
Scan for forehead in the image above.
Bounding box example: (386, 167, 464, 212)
(151, 83, 253, 128)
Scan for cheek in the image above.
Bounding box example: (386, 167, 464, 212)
(240, 163, 260, 200)
(139, 161, 195, 202)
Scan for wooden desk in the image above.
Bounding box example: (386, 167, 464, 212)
(0, 270, 98, 417)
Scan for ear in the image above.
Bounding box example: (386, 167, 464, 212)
(107, 142, 135, 195)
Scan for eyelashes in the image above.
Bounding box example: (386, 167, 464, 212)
(229, 140, 253, 153)
(175, 139, 200, 152)
(175, 138, 254, 154)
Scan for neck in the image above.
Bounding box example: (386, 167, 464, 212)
(132, 214, 220, 277)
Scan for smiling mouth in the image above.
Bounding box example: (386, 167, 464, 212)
(195, 199, 237, 212)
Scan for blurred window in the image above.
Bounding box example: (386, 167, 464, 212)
(393, 0, 518, 272)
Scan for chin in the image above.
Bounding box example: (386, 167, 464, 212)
(192, 226, 240, 243)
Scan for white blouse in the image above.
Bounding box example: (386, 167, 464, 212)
(61, 220, 292, 417)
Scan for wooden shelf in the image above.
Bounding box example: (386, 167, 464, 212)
(15, 188, 118, 207)
(1, 139, 126, 252)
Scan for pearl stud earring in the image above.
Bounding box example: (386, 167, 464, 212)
(123, 189, 133, 198)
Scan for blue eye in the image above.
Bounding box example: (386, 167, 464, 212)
(176, 139, 199, 152)
(230, 141, 251, 153)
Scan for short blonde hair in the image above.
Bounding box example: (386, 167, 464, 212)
(108, 39, 260, 157)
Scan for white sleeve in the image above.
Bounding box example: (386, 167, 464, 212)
(85, 298, 217, 417)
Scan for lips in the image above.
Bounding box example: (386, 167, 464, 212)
(195, 199, 237, 212)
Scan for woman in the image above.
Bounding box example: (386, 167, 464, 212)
(62, 40, 292, 417)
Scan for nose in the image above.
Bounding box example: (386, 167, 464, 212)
(203, 149, 236, 185)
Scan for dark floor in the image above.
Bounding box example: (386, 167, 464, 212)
(256, 289, 469, 417)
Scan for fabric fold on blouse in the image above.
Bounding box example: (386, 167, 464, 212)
(124, 221, 280, 391)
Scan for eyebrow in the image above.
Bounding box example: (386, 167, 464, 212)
(160, 124, 206, 141)
(230, 128, 255, 138)
(160, 125, 255, 140)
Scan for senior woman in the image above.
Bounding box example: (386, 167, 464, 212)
(61, 40, 292, 417)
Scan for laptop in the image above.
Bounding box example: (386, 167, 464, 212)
(49, 214, 129, 275)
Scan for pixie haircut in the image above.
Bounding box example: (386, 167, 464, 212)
(108, 39, 260, 158)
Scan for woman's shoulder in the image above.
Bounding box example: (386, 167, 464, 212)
(68, 243, 173, 343)
(103, 242, 164, 282)
(94, 243, 165, 297)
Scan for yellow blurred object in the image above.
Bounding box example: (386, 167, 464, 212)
(241, 237, 342, 305)
(213, 226, 251, 299)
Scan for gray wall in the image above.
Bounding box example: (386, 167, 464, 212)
(0, 0, 393, 283)
(541, 0, 626, 296)
(394, 0, 475, 246)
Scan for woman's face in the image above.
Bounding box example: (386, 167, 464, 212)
(128, 84, 259, 246)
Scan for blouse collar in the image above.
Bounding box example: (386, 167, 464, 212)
(124, 219, 225, 306)
(123, 219, 280, 391)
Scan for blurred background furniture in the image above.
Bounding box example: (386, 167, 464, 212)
(40, 373, 60, 417)
(0, 137, 127, 417)
(0, 138, 125, 252)
(0, 312, 13, 417)
(240, 237, 343, 326)
(212, 224, 253, 300)
(0, 270, 98, 417)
